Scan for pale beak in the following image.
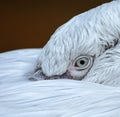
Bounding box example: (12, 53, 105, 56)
(29, 68, 73, 81)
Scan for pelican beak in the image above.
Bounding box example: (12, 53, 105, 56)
(29, 68, 74, 81)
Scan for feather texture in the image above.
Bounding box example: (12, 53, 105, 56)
(34, 0, 120, 86)
(0, 49, 120, 117)
(1, 0, 120, 116)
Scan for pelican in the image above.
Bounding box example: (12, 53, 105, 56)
(1, 0, 120, 117)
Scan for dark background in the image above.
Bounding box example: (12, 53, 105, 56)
(0, 0, 111, 52)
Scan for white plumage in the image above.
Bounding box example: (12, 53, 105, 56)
(34, 0, 120, 86)
(1, 49, 120, 117)
(1, 0, 120, 117)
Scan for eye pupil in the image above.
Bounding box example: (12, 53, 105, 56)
(80, 60, 85, 65)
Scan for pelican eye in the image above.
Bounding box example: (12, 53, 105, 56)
(73, 55, 93, 70)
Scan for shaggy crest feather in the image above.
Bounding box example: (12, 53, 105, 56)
(36, 0, 120, 86)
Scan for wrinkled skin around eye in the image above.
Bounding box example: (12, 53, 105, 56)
(67, 55, 94, 80)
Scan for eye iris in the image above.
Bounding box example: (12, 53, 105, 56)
(77, 59, 87, 67)
(75, 57, 89, 68)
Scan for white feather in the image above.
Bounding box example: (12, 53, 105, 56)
(1, 0, 120, 116)
(0, 49, 120, 117)
(36, 0, 120, 86)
